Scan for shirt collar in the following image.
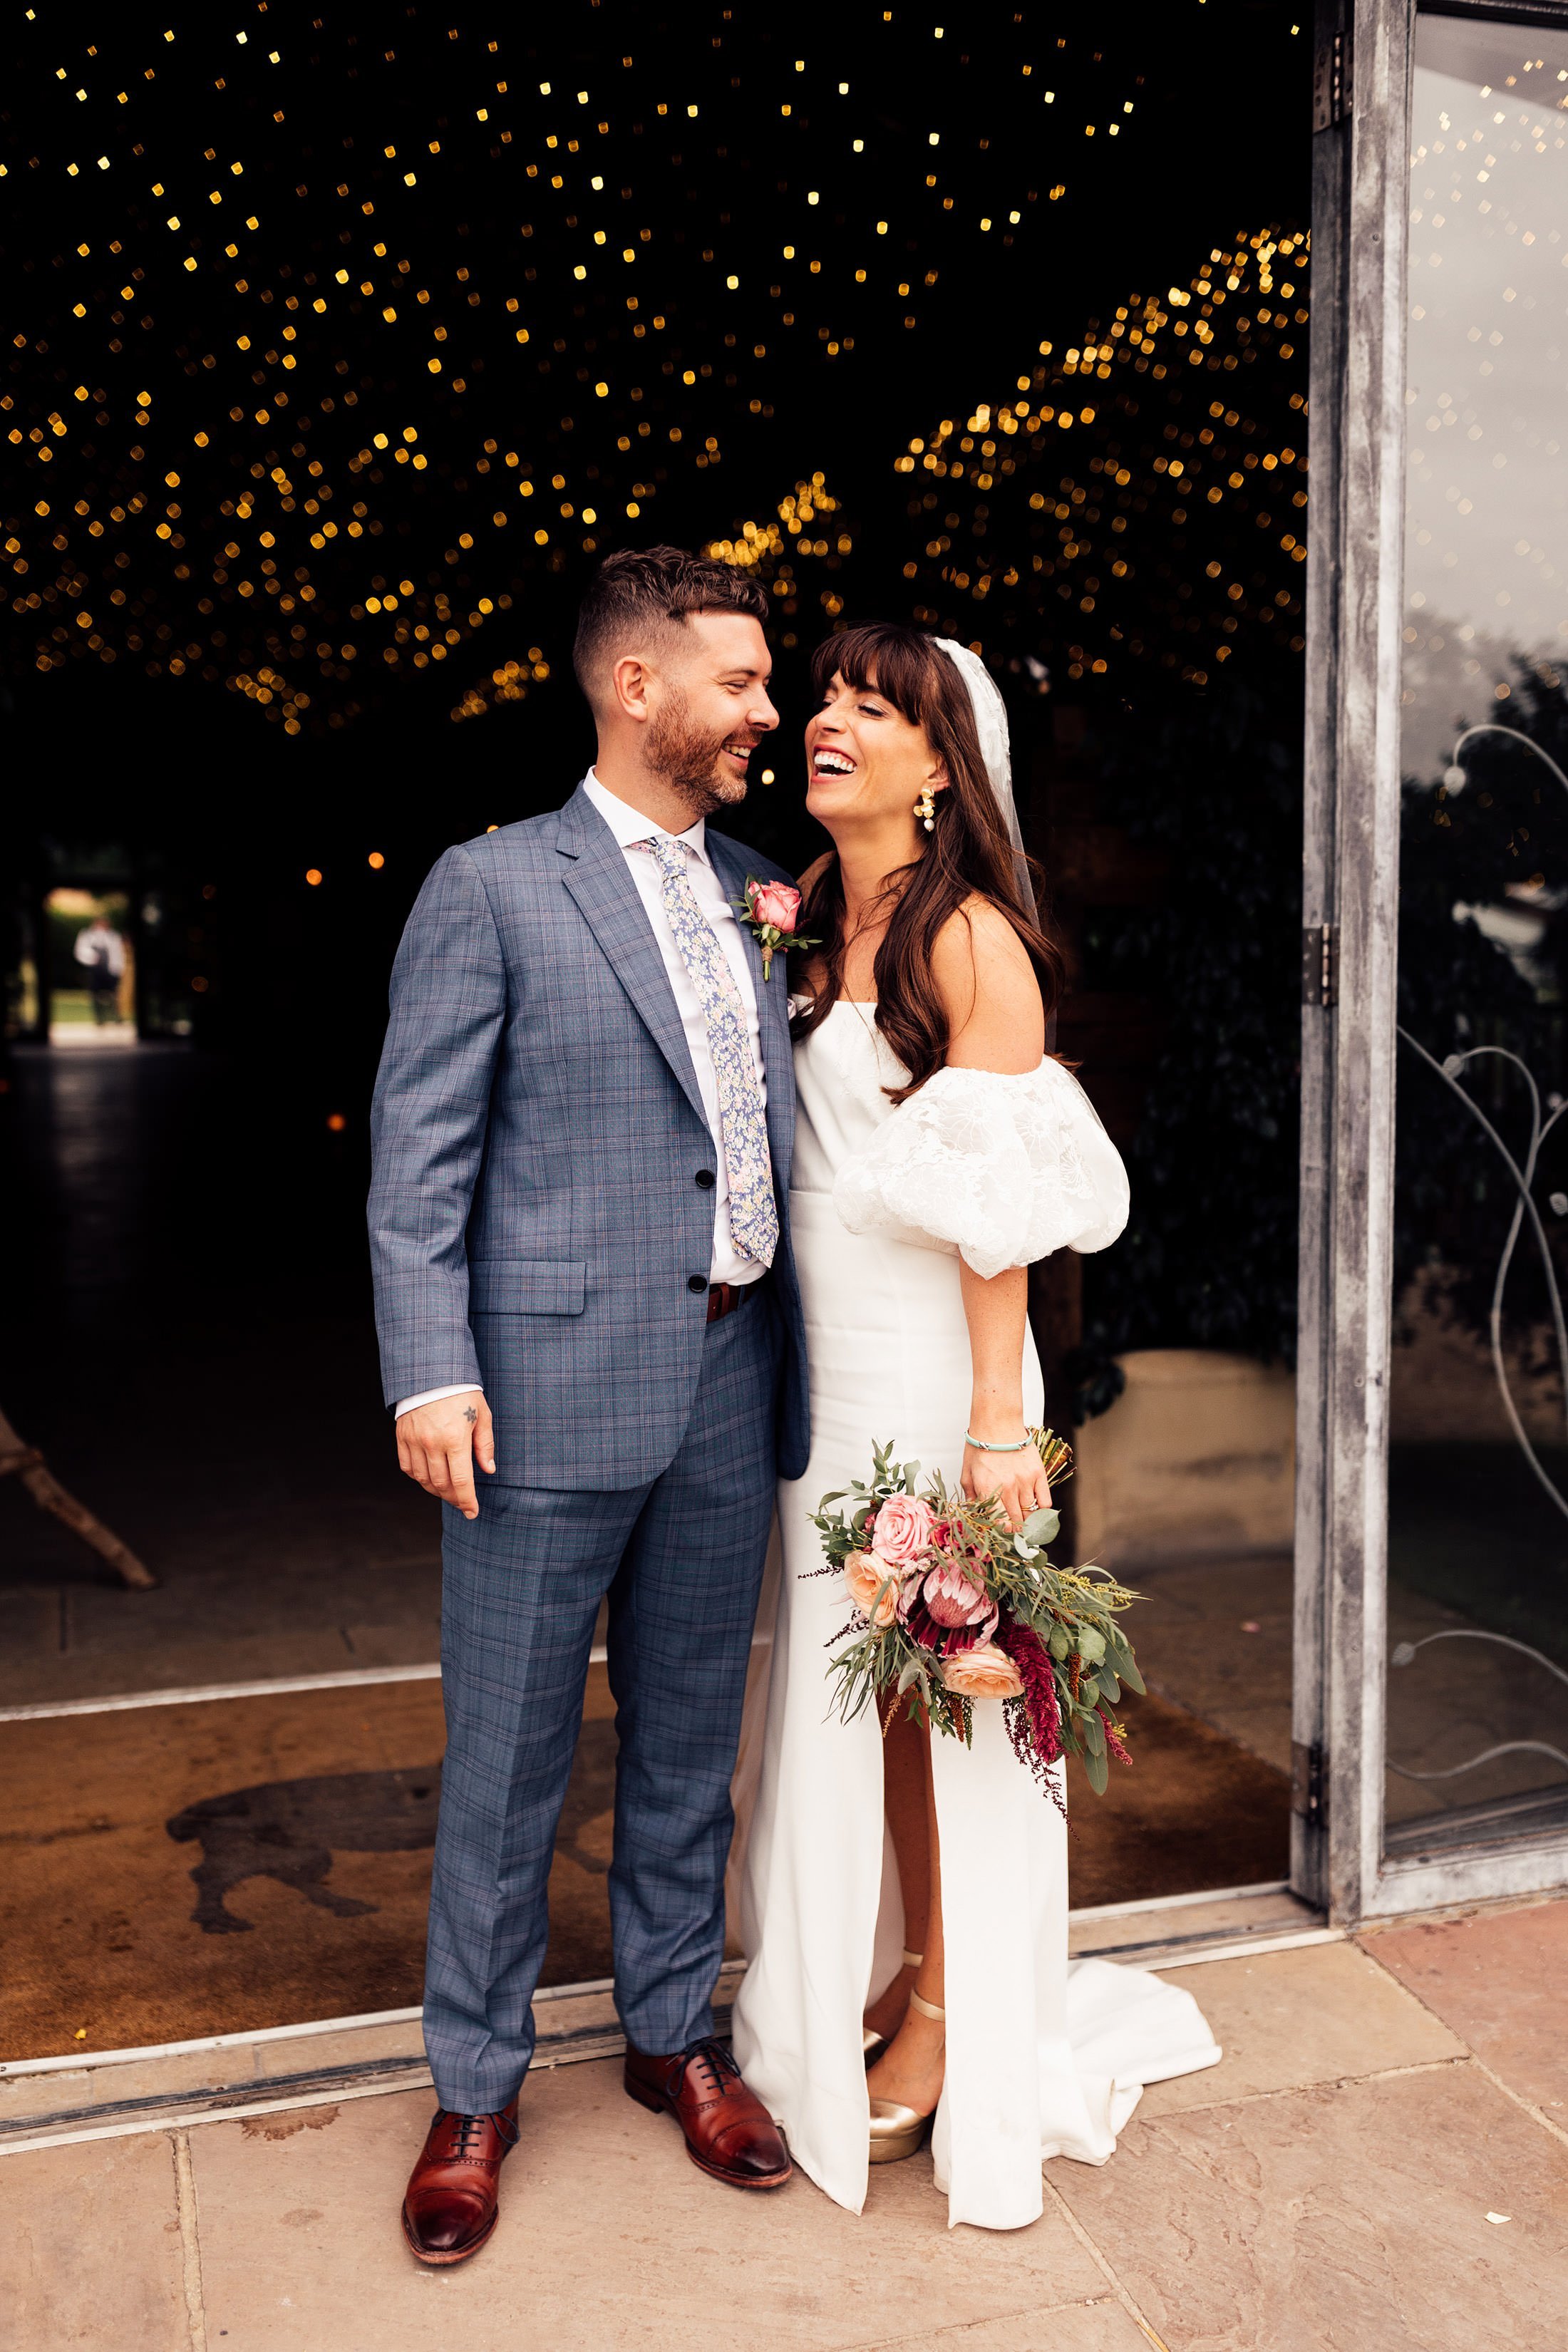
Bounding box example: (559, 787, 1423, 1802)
(583, 770, 708, 864)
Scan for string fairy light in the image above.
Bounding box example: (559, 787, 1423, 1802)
(2, 9, 1307, 736)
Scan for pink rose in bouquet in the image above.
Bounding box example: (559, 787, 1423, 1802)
(843, 1550, 900, 1628)
(940, 1644, 1024, 1701)
(868, 1492, 936, 1569)
(750, 880, 802, 933)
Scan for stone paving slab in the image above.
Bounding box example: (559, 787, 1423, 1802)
(0, 2125, 190, 2351)
(189, 2064, 1105, 2352)
(1047, 2060, 1568, 2352)
(1358, 1897, 1568, 2120)
(6, 1921, 1567, 2350)
(863, 2304, 1152, 2351)
(1137, 1937, 1465, 2118)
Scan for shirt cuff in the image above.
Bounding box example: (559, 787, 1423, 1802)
(394, 1383, 485, 1420)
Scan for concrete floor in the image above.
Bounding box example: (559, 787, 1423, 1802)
(0, 1043, 443, 1711)
(5, 1897, 1564, 2351)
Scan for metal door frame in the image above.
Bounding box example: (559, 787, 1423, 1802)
(1296, 0, 1568, 1922)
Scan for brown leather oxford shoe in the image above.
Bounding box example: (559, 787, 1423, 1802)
(401, 2099, 520, 2265)
(624, 2036, 791, 2189)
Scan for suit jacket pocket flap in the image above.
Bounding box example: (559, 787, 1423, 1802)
(469, 1259, 587, 1316)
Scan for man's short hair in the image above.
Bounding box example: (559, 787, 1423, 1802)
(572, 545, 768, 702)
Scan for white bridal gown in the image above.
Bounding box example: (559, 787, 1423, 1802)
(731, 1003, 1221, 2232)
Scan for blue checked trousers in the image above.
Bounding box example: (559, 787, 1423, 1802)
(424, 1291, 783, 2114)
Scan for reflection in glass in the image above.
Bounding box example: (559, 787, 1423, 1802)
(1388, 15, 1568, 1857)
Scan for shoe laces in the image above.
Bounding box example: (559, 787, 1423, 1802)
(677, 2036, 741, 2102)
(438, 2107, 515, 2158)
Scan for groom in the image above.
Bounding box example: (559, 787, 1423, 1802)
(368, 545, 810, 2263)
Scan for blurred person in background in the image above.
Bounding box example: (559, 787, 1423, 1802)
(73, 913, 126, 1026)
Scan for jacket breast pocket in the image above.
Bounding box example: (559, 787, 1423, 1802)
(468, 1259, 587, 1316)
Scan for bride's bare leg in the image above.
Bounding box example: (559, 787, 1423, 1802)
(865, 1731, 946, 2114)
(864, 1708, 932, 2038)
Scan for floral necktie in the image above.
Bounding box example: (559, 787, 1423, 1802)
(639, 833, 778, 1269)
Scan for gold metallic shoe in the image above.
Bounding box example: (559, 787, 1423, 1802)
(867, 2098, 932, 2162)
(867, 1988, 944, 2164)
(862, 1949, 924, 2065)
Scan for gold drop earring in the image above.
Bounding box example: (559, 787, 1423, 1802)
(914, 786, 936, 833)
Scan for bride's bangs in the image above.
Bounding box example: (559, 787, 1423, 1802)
(809, 624, 947, 737)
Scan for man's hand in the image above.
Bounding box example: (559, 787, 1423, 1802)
(396, 1394, 496, 1520)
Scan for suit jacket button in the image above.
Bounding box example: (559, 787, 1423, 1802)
(688, 1274, 708, 1294)
(694, 1169, 716, 1190)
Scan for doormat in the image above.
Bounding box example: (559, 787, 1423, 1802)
(0, 1671, 618, 2063)
(1066, 1688, 1290, 1909)
(1, 1674, 1286, 2064)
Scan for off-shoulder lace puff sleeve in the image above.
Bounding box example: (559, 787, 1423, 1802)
(832, 1058, 1130, 1281)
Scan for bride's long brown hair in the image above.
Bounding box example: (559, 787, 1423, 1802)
(793, 624, 1063, 1100)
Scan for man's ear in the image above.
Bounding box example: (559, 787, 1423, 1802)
(610, 653, 653, 724)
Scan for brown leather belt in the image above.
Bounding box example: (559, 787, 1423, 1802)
(706, 1279, 760, 1324)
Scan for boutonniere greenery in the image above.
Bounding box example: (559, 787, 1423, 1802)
(733, 877, 820, 981)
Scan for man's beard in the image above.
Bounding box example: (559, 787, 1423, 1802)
(644, 685, 750, 815)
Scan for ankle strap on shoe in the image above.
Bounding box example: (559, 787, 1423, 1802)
(908, 1989, 946, 2023)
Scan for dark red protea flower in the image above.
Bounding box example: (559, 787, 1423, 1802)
(898, 1556, 997, 1653)
(899, 1588, 997, 1655)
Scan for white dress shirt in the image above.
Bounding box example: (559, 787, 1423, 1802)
(396, 770, 769, 1419)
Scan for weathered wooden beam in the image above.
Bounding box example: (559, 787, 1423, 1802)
(0, 1407, 157, 1592)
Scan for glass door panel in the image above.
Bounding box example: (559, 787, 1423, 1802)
(1388, 14, 1568, 1862)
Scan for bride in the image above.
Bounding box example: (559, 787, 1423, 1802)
(731, 624, 1219, 2232)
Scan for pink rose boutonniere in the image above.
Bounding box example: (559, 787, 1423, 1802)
(734, 877, 820, 981)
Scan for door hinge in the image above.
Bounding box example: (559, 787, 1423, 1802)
(1312, 26, 1352, 132)
(1303, 922, 1339, 1009)
(1292, 1739, 1329, 1830)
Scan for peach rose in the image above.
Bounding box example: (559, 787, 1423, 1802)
(940, 1644, 1024, 1701)
(750, 880, 802, 933)
(868, 1492, 937, 1569)
(844, 1551, 899, 1627)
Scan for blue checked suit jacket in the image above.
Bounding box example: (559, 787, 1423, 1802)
(367, 783, 810, 1491)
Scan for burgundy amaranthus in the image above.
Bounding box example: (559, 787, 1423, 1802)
(998, 1620, 1065, 1803)
(1100, 1709, 1133, 1768)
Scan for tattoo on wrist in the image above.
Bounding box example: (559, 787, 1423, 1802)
(463, 1405, 478, 1426)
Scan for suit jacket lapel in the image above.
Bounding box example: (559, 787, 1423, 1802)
(555, 787, 709, 1133)
(706, 832, 796, 1190)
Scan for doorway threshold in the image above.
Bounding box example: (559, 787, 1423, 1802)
(0, 1963, 747, 2156)
(0, 1880, 1333, 2155)
(1068, 1879, 1331, 1969)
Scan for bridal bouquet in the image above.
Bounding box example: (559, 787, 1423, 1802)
(808, 1433, 1143, 1800)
